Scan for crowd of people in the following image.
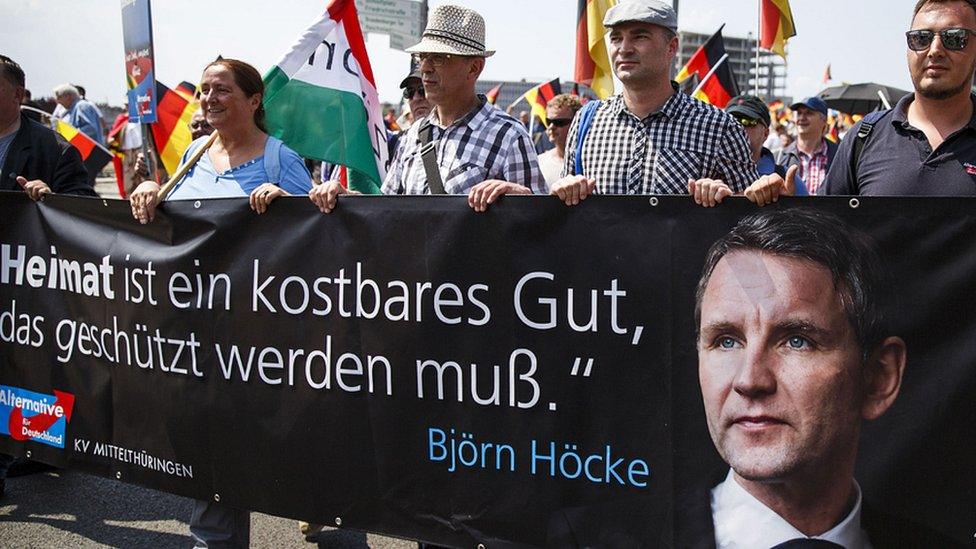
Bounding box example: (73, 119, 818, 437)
(3, 0, 976, 545)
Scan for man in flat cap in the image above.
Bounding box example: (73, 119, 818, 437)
(551, 0, 758, 207)
(310, 4, 544, 213)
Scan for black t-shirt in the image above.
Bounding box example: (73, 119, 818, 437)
(821, 93, 976, 196)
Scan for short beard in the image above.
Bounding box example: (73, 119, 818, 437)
(916, 78, 971, 100)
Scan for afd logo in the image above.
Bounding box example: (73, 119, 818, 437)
(0, 385, 75, 449)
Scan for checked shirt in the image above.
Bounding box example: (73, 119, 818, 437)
(381, 96, 545, 195)
(563, 89, 758, 194)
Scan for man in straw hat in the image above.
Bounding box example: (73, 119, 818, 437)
(309, 4, 545, 213)
(550, 0, 759, 207)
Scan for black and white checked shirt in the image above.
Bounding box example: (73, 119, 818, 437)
(382, 96, 546, 195)
(563, 88, 758, 194)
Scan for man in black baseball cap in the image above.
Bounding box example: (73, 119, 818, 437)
(726, 95, 806, 204)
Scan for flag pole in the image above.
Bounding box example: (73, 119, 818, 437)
(755, 1, 761, 95)
(692, 54, 729, 96)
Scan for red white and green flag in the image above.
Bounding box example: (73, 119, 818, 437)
(263, 0, 387, 194)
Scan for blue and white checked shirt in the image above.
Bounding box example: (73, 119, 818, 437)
(382, 96, 545, 195)
(564, 87, 757, 194)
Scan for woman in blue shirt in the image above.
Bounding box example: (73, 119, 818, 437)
(129, 59, 311, 223)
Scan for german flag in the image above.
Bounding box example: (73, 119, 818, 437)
(151, 81, 197, 176)
(760, 0, 796, 58)
(176, 81, 198, 101)
(575, 0, 616, 99)
(486, 83, 503, 105)
(523, 78, 561, 126)
(55, 119, 113, 179)
(676, 27, 739, 108)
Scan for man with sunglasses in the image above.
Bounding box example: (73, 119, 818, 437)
(823, 0, 976, 195)
(538, 94, 582, 185)
(725, 95, 808, 205)
(309, 4, 544, 214)
(400, 70, 431, 129)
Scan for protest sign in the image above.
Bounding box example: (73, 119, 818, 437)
(0, 194, 971, 546)
(121, 0, 157, 123)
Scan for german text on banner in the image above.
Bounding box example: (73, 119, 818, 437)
(0, 194, 971, 547)
(263, 0, 388, 194)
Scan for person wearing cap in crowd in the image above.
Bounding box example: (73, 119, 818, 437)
(725, 94, 809, 205)
(823, 0, 976, 196)
(778, 96, 836, 195)
(400, 69, 432, 130)
(309, 4, 545, 213)
(551, 0, 757, 208)
(538, 94, 583, 185)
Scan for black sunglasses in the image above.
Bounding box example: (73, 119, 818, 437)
(403, 86, 425, 100)
(546, 118, 573, 128)
(906, 28, 976, 51)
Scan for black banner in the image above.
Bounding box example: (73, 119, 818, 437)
(0, 193, 972, 547)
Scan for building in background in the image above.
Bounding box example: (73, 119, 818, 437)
(676, 30, 789, 102)
(475, 80, 598, 112)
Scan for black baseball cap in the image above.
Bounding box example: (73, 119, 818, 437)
(399, 70, 421, 89)
(725, 95, 771, 126)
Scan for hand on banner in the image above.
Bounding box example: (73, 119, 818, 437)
(16, 176, 52, 201)
(688, 178, 732, 208)
(249, 183, 288, 214)
(550, 175, 597, 206)
(130, 180, 162, 224)
(745, 165, 799, 206)
(467, 180, 531, 212)
(308, 181, 359, 214)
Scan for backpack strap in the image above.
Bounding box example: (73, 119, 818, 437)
(417, 119, 446, 194)
(573, 100, 602, 176)
(263, 136, 283, 185)
(850, 109, 888, 188)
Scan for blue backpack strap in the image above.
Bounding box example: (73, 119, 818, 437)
(263, 136, 283, 184)
(573, 100, 601, 176)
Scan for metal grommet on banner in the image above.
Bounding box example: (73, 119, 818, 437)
(335, 517, 342, 526)
(214, 493, 220, 502)
(25, 450, 31, 459)
(102, 199, 108, 207)
(194, 200, 202, 209)
(477, 544, 486, 549)
(649, 197, 659, 207)
(116, 471, 122, 480)
(849, 198, 860, 209)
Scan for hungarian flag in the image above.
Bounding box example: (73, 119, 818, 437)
(522, 78, 561, 126)
(486, 83, 503, 105)
(575, 0, 617, 99)
(151, 81, 196, 177)
(55, 119, 113, 179)
(760, 0, 796, 58)
(676, 27, 739, 108)
(263, 0, 387, 194)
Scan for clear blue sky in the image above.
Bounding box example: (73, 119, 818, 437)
(2, 0, 915, 106)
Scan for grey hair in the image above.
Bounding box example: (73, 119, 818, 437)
(52, 84, 79, 99)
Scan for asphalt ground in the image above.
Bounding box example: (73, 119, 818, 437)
(0, 468, 415, 548)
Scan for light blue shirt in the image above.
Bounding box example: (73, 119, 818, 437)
(65, 99, 105, 146)
(168, 136, 312, 200)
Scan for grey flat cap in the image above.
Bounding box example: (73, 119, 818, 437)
(604, 0, 678, 31)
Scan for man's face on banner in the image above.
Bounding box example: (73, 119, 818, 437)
(697, 250, 864, 483)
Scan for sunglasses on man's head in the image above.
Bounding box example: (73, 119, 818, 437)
(906, 28, 976, 51)
(546, 118, 573, 128)
(403, 86, 425, 100)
